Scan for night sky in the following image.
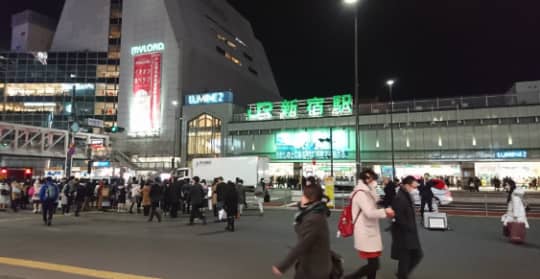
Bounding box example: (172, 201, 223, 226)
(1, 0, 539, 101)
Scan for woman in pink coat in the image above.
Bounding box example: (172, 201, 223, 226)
(345, 169, 394, 279)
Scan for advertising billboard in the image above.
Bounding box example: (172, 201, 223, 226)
(129, 53, 162, 137)
(274, 128, 353, 160)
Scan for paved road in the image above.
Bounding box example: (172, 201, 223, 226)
(0, 209, 539, 279)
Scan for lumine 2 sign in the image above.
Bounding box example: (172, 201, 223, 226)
(131, 42, 165, 56)
(247, 94, 353, 121)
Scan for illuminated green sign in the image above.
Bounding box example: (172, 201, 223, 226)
(280, 100, 298, 119)
(247, 94, 352, 121)
(332, 94, 353, 115)
(248, 102, 273, 120)
(307, 97, 325, 117)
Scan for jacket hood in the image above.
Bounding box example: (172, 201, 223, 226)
(352, 180, 370, 195)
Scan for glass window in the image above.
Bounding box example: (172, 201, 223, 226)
(95, 102, 117, 115)
(188, 114, 222, 156)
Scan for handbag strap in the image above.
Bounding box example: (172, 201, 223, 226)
(351, 189, 377, 225)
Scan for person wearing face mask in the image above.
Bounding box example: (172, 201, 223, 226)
(391, 176, 423, 279)
(272, 183, 332, 279)
(344, 169, 395, 279)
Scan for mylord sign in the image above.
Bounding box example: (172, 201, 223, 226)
(131, 42, 165, 56)
(185, 91, 234, 106)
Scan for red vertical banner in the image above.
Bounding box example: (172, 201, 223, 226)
(132, 53, 162, 136)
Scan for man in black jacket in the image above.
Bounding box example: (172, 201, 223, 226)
(391, 176, 423, 279)
(148, 178, 163, 222)
(418, 174, 434, 217)
(382, 177, 398, 208)
(189, 176, 206, 225)
(74, 181, 86, 217)
(168, 177, 182, 218)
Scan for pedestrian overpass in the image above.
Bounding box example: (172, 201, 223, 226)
(0, 121, 109, 160)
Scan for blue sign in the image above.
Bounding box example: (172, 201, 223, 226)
(185, 91, 233, 106)
(495, 150, 527, 159)
(93, 161, 111, 168)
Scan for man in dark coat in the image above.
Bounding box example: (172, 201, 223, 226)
(168, 177, 182, 218)
(222, 181, 238, 231)
(273, 184, 331, 279)
(189, 176, 206, 225)
(148, 178, 163, 222)
(418, 175, 434, 217)
(382, 176, 397, 208)
(391, 176, 423, 279)
(74, 181, 86, 217)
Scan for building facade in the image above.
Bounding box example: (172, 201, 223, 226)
(115, 0, 281, 164)
(180, 82, 540, 185)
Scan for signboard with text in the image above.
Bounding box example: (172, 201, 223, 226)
(129, 53, 162, 137)
(185, 91, 233, 106)
(247, 94, 353, 121)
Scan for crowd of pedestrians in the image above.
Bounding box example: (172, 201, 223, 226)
(1, 168, 532, 278)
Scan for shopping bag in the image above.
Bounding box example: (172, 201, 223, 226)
(218, 209, 227, 220)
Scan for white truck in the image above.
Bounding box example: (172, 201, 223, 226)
(173, 156, 269, 190)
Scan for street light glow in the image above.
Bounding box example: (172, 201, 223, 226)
(172, 100, 179, 106)
(344, 0, 358, 4)
(386, 79, 395, 87)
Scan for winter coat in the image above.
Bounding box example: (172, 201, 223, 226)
(382, 181, 397, 208)
(391, 187, 422, 259)
(211, 183, 218, 205)
(351, 180, 387, 253)
(236, 184, 246, 204)
(166, 181, 181, 203)
(142, 185, 151, 206)
(39, 182, 59, 202)
(31, 183, 42, 201)
(75, 184, 86, 202)
(216, 182, 226, 202)
(189, 183, 205, 205)
(276, 201, 332, 279)
(149, 184, 163, 203)
(117, 187, 127, 204)
(501, 187, 530, 228)
(222, 183, 238, 215)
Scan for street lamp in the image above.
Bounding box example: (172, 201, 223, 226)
(386, 79, 396, 179)
(343, 0, 361, 181)
(318, 127, 334, 177)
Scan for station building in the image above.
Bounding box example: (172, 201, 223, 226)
(179, 81, 540, 185)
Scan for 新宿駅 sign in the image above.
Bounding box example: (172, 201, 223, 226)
(247, 94, 353, 121)
(131, 42, 165, 56)
(185, 91, 234, 106)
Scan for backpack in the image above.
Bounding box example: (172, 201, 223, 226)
(337, 190, 364, 238)
(45, 184, 58, 201)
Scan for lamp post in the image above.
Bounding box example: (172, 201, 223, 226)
(386, 79, 396, 179)
(319, 127, 334, 177)
(343, 0, 361, 179)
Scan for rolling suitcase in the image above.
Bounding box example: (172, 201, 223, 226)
(508, 222, 526, 244)
(423, 212, 448, 230)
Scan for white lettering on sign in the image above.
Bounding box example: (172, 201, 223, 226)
(186, 92, 232, 105)
(131, 42, 165, 56)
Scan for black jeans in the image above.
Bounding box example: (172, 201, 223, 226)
(189, 203, 205, 224)
(345, 257, 380, 279)
(397, 249, 423, 279)
(11, 198, 19, 212)
(42, 200, 55, 224)
(169, 202, 179, 218)
(74, 200, 83, 216)
(148, 202, 162, 222)
(420, 198, 433, 216)
(143, 205, 150, 216)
